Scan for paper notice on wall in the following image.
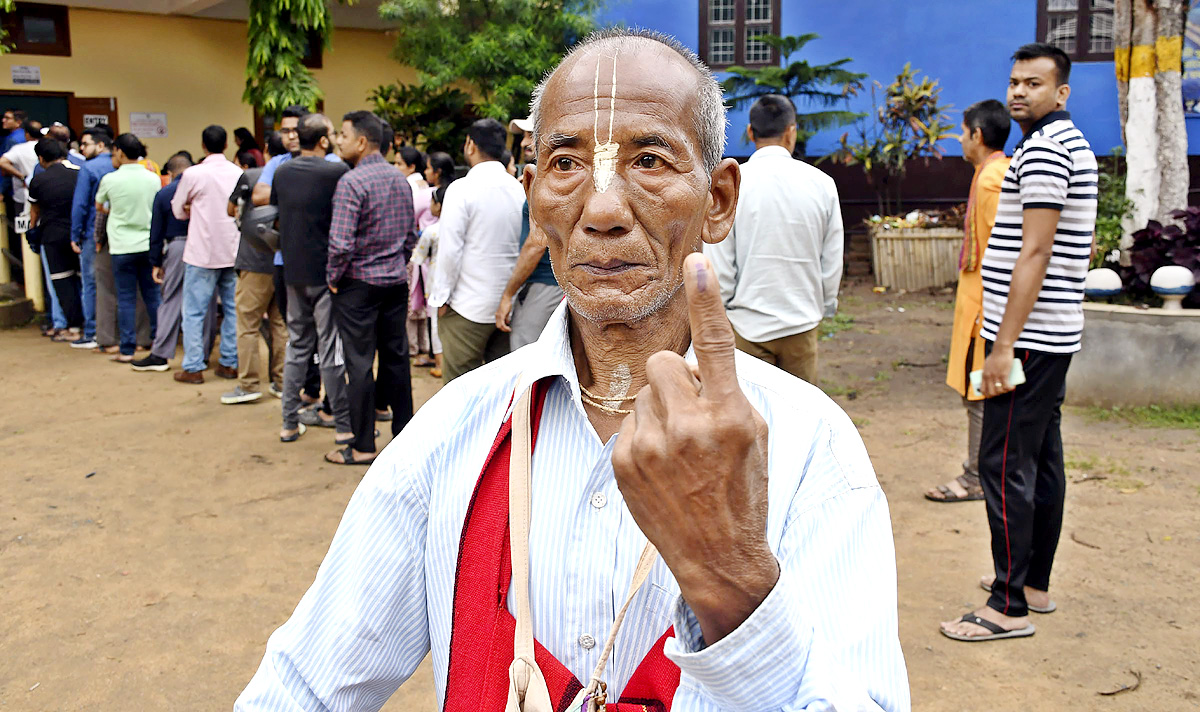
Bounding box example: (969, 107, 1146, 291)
(83, 114, 107, 129)
(129, 112, 168, 139)
(11, 65, 41, 86)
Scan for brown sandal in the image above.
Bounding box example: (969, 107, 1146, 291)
(924, 474, 985, 503)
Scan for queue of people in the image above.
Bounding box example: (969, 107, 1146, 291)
(14, 106, 563, 468)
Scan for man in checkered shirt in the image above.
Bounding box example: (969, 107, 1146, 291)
(326, 111, 419, 467)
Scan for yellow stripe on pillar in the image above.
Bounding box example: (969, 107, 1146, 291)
(1156, 35, 1182, 74)
(1115, 48, 1131, 82)
(1130, 44, 1157, 78)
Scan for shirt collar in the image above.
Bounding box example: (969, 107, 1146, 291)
(117, 163, 143, 171)
(355, 152, 386, 168)
(507, 299, 698, 423)
(467, 159, 506, 176)
(1017, 110, 1071, 149)
(749, 145, 792, 161)
(202, 153, 229, 165)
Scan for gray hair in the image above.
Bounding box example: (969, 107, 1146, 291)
(529, 28, 728, 174)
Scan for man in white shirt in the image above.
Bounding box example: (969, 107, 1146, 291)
(0, 119, 43, 208)
(236, 29, 907, 712)
(707, 95, 843, 384)
(429, 118, 525, 382)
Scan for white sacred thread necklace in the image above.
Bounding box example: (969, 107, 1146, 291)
(592, 49, 620, 192)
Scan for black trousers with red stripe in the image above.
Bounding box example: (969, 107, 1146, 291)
(979, 342, 1072, 618)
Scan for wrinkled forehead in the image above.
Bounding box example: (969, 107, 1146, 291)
(540, 43, 703, 148)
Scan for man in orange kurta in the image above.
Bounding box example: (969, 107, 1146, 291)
(925, 99, 1011, 502)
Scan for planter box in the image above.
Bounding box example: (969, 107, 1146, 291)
(0, 296, 34, 328)
(1066, 303, 1200, 407)
(870, 227, 963, 291)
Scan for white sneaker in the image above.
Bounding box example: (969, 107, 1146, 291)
(70, 337, 98, 349)
(220, 386, 264, 405)
(268, 382, 282, 398)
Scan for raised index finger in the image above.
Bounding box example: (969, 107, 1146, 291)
(683, 252, 739, 399)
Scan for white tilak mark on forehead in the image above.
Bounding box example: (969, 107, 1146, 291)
(592, 48, 620, 193)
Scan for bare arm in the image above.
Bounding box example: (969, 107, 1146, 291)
(980, 207, 1059, 397)
(495, 238, 547, 331)
(251, 182, 271, 206)
(0, 156, 22, 180)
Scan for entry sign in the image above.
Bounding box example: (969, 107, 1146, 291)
(83, 114, 107, 129)
(15, 214, 30, 234)
(129, 112, 168, 139)
(11, 65, 41, 86)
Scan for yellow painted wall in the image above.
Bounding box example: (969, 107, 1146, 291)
(0, 8, 412, 161)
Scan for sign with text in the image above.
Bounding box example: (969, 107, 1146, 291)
(83, 114, 107, 129)
(129, 112, 168, 139)
(11, 65, 41, 86)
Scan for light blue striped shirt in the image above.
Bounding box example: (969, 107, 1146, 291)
(236, 302, 910, 711)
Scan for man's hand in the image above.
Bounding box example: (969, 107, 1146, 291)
(152, 266, 164, 284)
(95, 240, 102, 254)
(980, 342, 1016, 398)
(71, 241, 81, 254)
(328, 283, 338, 295)
(495, 292, 514, 332)
(612, 252, 778, 646)
(438, 304, 448, 318)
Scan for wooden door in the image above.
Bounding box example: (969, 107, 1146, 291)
(68, 96, 119, 136)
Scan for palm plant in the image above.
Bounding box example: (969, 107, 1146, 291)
(721, 33, 867, 155)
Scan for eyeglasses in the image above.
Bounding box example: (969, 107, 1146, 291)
(279, 128, 299, 135)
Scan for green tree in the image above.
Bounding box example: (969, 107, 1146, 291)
(721, 34, 867, 155)
(369, 82, 476, 157)
(0, 0, 16, 52)
(245, 0, 344, 115)
(378, 0, 596, 121)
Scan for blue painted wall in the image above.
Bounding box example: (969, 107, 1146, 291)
(597, 0, 1199, 158)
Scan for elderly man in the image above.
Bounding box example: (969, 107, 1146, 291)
(236, 29, 907, 711)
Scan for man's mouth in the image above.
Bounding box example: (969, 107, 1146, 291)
(576, 259, 642, 276)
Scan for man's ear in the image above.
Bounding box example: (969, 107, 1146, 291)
(700, 157, 740, 246)
(1056, 83, 1071, 109)
(745, 124, 755, 144)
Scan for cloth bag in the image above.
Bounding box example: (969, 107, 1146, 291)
(506, 385, 659, 712)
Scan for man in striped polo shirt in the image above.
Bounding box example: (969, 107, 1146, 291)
(941, 43, 1097, 642)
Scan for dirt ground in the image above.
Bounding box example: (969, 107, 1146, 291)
(2, 282, 1198, 711)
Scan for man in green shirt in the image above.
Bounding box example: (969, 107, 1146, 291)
(95, 133, 163, 361)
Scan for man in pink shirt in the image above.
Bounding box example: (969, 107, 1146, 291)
(171, 125, 244, 383)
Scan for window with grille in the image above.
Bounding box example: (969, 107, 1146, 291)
(1037, 0, 1115, 62)
(699, 0, 780, 69)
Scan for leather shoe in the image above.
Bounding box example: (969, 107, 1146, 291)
(174, 369, 204, 384)
(214, 364, 238, 379)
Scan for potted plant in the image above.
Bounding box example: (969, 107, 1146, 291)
(826, 64, 956, 289)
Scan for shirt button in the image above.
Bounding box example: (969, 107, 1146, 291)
(590, 492, 607, 509)
(578, 634, 596, 650)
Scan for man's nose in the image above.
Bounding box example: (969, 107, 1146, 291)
(581, 180, 633, 237)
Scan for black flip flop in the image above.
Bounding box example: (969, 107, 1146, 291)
(940, 613, 1035, 642)
(280, 423, 307, 443)
(325, 446, 376, 466)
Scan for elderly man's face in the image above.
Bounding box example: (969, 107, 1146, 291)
(527, 45, 737, 324)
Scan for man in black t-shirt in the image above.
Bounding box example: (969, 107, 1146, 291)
(28, 138, 83, 332)
(270, 113, 353, 444)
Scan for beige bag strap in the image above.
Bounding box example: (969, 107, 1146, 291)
(577, 540, 658, 706)
(509, 382, 660, 712)
(508, 385, 554, 712)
